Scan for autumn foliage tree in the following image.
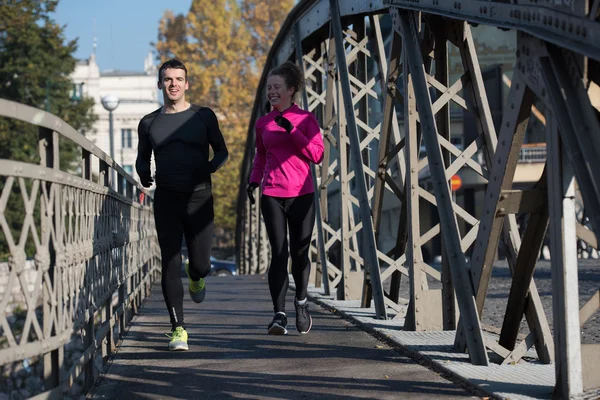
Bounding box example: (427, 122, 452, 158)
(0, 0, 97, 259)
(155, 0, 295, 243)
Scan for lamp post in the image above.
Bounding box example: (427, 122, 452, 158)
(101, 94, 120, 188)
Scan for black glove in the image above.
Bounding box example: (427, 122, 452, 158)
(274, 115, 293, 133)
(246, 182, 259, 204)
(140, 175, 154, 188)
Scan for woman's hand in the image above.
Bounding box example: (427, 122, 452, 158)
(247, 182, 259, 204)
(274, 115, 293, 133)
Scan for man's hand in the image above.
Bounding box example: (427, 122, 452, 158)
(274, 115, 293, 133)
(246, 182, 259, 204)
(140, 175, 154, 188)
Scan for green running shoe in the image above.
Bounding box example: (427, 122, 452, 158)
(166, 326, 188, 351)
(185, 260, 206, 303)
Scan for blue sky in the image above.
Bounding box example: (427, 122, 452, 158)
(54, 0, 192, 72)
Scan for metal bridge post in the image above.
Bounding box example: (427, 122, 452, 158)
(366, 17, 406, 311)
(546, 115, 583, 398)
(39, 126, 63, 391)
(294, 23, 331, 296)
(396, 8, 488, 364)
(329, 0, 387, 319)
(321, 34, 343, 296)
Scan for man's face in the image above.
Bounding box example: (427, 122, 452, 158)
(158, 68, 189, 102)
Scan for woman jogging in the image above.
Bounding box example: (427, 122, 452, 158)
(246, 61, 324, 335)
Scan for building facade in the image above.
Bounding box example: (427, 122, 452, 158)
(70, 52, 161, 183)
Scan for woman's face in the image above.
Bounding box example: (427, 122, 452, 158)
(267, 75, 294, 109)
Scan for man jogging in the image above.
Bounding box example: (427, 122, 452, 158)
(136, 59, 229, 351)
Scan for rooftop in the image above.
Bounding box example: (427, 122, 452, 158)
(100, 70, 151, 77)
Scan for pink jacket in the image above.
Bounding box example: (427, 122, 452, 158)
(249, 104, 324, 198)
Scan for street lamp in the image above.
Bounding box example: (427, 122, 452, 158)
(101, 94, 120, 188)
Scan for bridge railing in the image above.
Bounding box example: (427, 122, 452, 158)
(0, 99, 160, 398)
(236, 0, 600, 397)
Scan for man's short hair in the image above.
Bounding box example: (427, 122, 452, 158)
(158, 59, 187, 82)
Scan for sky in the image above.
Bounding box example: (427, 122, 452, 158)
(54, 0, 192, 72)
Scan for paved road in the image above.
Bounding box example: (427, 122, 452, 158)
(90, 275, 478, 399)
(392, 259, 600, 344)
(481, 259, 600, 344)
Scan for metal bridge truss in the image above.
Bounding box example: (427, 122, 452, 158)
(236, 0, 600, 397)
(0, 100, 160, 398)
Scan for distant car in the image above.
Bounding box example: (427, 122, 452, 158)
(180, 254, 237, 277)
(209, 256, 237, 276)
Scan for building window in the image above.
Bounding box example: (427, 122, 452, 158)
(122, 129, 133, 148)
(123, 165, 133, 176)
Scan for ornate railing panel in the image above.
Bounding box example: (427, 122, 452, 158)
(0, 99, 159, 398)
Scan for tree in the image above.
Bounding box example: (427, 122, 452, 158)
(155, 0, 295, 240)
(0, 0, 97, 259)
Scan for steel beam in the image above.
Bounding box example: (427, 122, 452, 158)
(295, 23, 331, 296)
(546, 115, 583, 398)
(330, 0, 387, 319)
(396, 9, 488, 364)
(385, 0, 600, 62)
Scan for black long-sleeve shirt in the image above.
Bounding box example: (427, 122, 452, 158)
(136, 105, 229, 192)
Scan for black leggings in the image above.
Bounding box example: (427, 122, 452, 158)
(261, 193, 315, 313)
(154, 187, 214, 329)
